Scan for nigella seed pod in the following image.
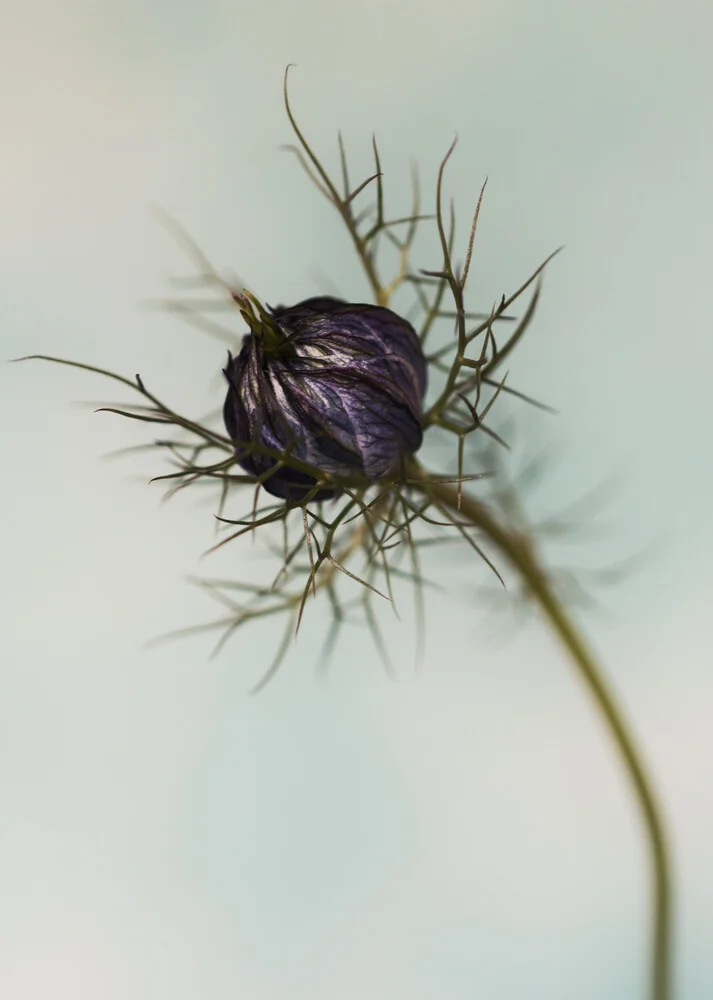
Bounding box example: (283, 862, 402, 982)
(223, 294, 427, 501)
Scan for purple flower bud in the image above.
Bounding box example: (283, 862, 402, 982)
(223, 295, 427, 501)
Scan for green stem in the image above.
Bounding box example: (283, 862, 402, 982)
(427, 473, 672, 1000)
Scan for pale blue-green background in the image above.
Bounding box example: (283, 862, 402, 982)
(1, 1, 712, 997)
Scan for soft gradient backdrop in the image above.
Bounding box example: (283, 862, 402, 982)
(2, 1, 712, 997)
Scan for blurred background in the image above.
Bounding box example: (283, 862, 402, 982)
(1, 0, 712, 997)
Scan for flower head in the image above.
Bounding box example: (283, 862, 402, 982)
(222, 293, 427, 501)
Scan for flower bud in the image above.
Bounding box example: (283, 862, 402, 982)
(223, 295, 427, 501)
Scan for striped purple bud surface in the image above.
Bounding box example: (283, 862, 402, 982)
(223, 295, 427, 501)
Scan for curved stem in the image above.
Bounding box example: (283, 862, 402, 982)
(425, 473, 672, 1000)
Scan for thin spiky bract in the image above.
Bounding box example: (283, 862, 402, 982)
(20, 66, 558, 682)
